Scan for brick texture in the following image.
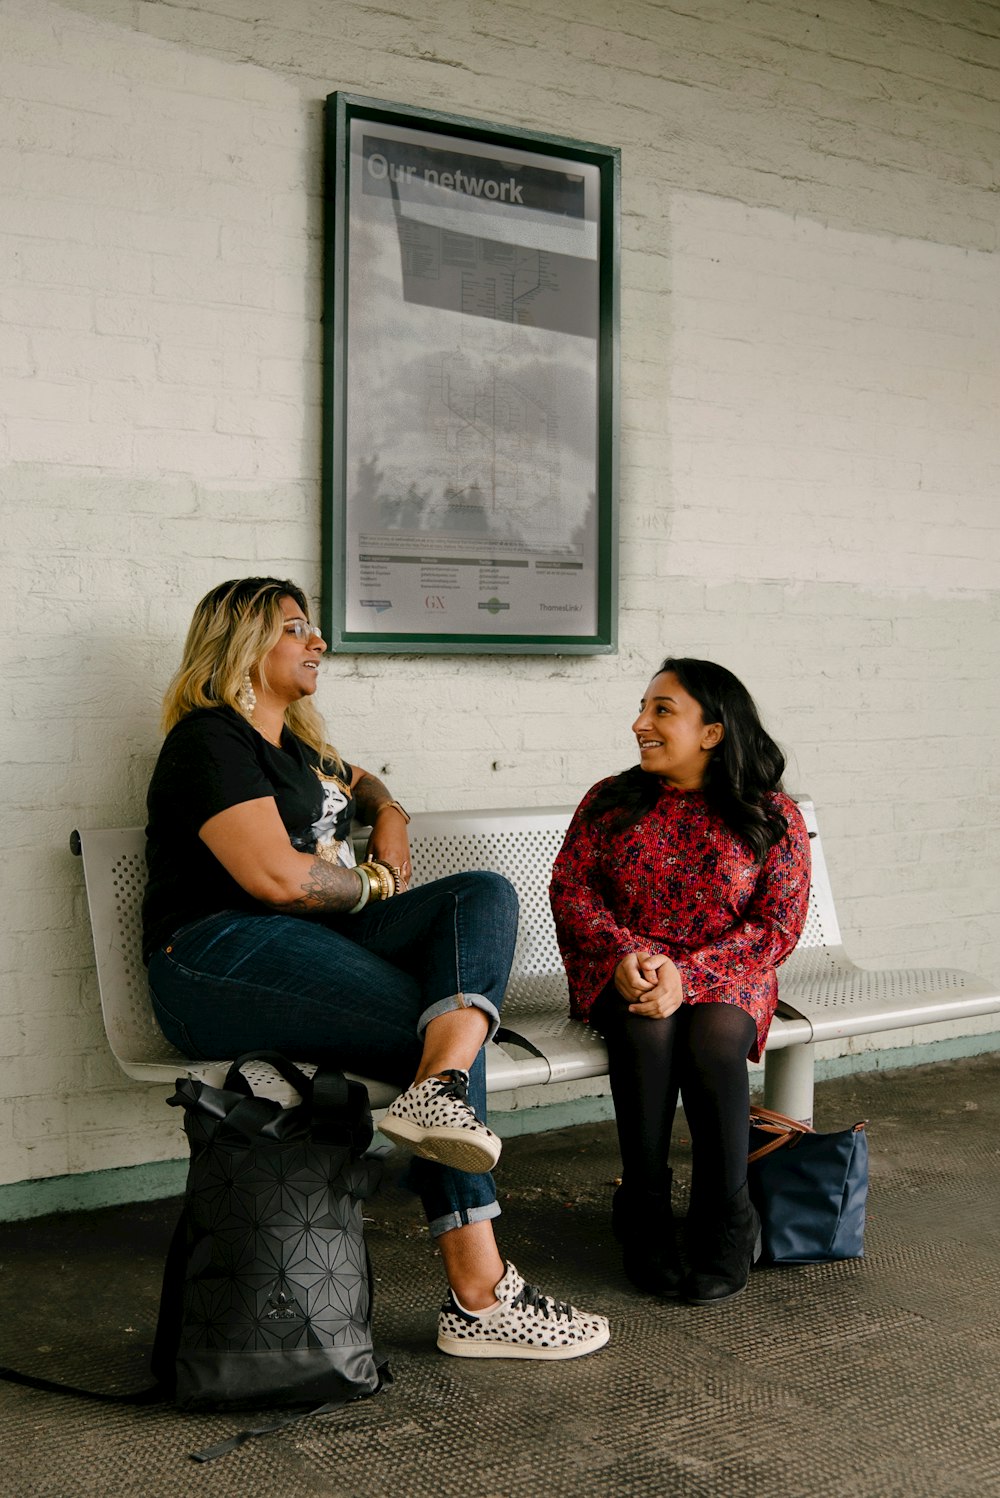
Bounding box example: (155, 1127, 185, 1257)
(0, 0, 998, 1188)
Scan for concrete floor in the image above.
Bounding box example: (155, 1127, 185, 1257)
(2, 1054, 999, 1498)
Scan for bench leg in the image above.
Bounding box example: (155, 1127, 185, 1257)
(762, 1045, 814, 1125)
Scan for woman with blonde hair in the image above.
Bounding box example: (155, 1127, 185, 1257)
(143, 576, 608, 1361)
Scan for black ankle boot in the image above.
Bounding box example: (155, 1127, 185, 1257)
(612, 1174, 683, 1299)
(683, 1183, 761, 1306)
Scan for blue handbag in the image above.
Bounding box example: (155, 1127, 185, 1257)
(747, 1105, 868, 1264)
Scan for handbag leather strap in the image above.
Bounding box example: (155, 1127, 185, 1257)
(748, 1105, 816, 1164)
(748, 1106, 867, 1165)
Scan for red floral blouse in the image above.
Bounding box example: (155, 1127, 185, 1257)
(549, 779, 812, 1061)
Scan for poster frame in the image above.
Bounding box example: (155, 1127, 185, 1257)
(321, 92, 620, 655)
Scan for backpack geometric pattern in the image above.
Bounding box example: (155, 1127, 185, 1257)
(153, 1053, 385, 1413)
(0, 1054, 388, 1465)
(181, 1142, 373, 1352)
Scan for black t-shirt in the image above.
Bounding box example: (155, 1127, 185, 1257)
(142, 706, 355, 963)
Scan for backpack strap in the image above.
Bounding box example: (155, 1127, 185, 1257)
(0, 1363, 161, 1405)
(189, 1358, 393, 1463)
(224, 1050, 316, 1098)
(221, 1052, 374, 1153)
(310, 1067, 374, 1153)
(0, 1359, 393, 1463)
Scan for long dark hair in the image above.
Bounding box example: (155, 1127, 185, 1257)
(586, 657, 789, 861)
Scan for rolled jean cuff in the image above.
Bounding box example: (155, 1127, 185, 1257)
(417, 992, 500, 1045)
(427, 1198, 502, 1241)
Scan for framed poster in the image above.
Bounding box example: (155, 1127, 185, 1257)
(322, 93, 620, 654)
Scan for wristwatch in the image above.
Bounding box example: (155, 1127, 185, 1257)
(375, 798, 410, 825)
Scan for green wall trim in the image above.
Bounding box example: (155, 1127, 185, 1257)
(808, 1032, 1000, 1080)
(3, 1032, 998, 1221)
(0, 1158, 187, 1223)
(492, 1094, 617, 1137)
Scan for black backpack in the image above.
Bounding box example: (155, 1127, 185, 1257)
(1, 1052, 389, 1462)
(152, 1052, 388, 1449)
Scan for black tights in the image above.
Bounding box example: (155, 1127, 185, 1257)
(596, 991, 757, 1205)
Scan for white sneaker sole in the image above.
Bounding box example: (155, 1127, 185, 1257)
(379, 1114, 502, 1174)
(437, 1323, 611, 1360)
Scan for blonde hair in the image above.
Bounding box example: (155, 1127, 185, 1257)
(161, 577, 345, 774)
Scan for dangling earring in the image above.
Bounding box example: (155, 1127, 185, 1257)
(237, 672, 257, 717)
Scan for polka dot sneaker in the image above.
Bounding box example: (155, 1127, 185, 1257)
(437, 1262, 611, 1361)
(379, 1068, 502, 1174)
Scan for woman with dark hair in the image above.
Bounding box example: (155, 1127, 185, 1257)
(143, 577, 609, 1360)
(550, 658, 810, 1305)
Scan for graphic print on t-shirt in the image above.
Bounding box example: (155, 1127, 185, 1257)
(289, 771, 356, 868)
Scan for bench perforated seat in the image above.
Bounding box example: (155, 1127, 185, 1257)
(73, 798, 1000, 1119)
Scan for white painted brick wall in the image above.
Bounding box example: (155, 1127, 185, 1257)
(0, 0, 998, 1191)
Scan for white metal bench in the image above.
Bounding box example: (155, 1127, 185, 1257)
(72, 798, 1000, 1121)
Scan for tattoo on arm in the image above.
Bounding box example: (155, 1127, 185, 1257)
(353, 772, 391, 823)
(282, 858, 361, 915)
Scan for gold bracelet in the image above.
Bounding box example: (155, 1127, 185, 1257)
(358, 859, 397, 901)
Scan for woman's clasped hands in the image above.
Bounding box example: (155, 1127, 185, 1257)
(613, 950, 685, 1018)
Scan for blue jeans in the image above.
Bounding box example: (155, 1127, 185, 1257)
(148, 871, 518, 1238)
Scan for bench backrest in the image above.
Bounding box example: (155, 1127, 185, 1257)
(76, 825, 171, 1071)
(76, 795, 838, 1071)
(394, 799, 844, 1004)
